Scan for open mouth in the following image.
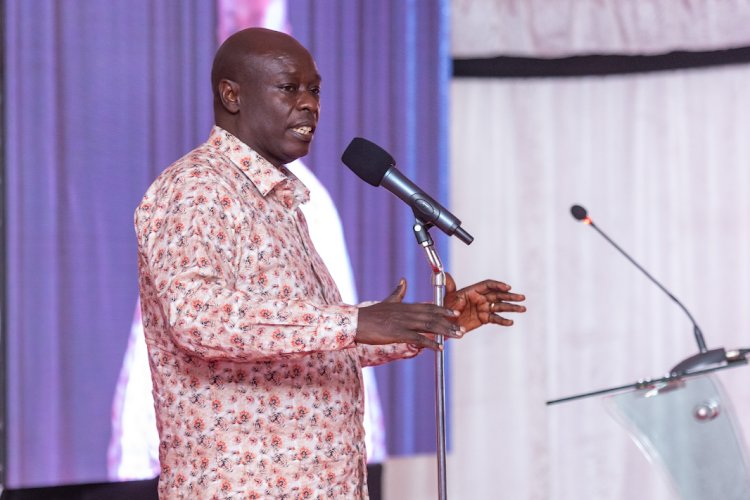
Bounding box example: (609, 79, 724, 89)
(291, 126, 313, 136)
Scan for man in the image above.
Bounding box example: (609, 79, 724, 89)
(109, 159, 388, 480)
(135, 28, 525, 499)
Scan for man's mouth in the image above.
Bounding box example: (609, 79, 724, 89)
(291, 126, 313, 136)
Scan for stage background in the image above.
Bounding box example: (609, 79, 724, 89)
(5, 0, 216, 487)
(378, 1, 750, 499)
(6, 0, 750, 499)
(3, 0, 449, 488)
(446, 63, 750, 500)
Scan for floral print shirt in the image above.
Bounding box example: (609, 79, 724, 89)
(135, 126, 419, 500)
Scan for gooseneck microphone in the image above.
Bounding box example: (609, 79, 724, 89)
(570, 205, 729, 375)
(342, 138, 473, 245)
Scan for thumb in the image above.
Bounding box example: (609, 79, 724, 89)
(383, 279, 407, 303)
(445, 272, 457, 295)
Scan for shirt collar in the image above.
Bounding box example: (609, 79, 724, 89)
(206, 125, 311, 209)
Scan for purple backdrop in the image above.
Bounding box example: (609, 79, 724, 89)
(5, 1, 216, 487)
(5, 0, 449, 487)
(288, 0, 452, 456)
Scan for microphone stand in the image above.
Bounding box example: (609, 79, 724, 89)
(413, 216, 448, 500)
(549, 206, 750, 405)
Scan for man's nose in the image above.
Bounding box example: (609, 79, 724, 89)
(298, 91, 319, 114)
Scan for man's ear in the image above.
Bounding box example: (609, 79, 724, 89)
(218, 79, 241, 114)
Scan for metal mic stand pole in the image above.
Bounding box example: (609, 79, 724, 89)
(413, 218, 448, 500)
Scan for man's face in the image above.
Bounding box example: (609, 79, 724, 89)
(236, 47, 321, 167)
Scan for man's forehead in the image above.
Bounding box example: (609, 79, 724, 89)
(277, 69, 322, 80)
(245, 50, 320, 80)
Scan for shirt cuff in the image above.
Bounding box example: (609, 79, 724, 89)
(315, 303, 359, 351)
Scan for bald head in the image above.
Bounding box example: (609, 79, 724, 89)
(210, 28, 322, 167)
(211, 28, 308, 105)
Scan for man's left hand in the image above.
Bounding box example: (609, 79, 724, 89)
(444, 274, 526, 334)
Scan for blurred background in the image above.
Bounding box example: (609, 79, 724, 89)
(4, 1, 750, 499)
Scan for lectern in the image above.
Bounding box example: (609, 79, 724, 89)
(549, 205, 750, 499)
(606, 375, 750, 500)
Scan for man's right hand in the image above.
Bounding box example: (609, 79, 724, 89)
(356, 279, 463, 351)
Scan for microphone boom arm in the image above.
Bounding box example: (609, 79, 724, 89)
(548, 204, 750, 405)
(570, 205, 736, 376)
(587, 220, 708, 354)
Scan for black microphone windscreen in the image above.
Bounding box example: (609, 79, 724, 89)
(341, 138, 395, 187)
(571, 205, 588, 221)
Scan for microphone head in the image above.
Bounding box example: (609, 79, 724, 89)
(571, 205, 588, 221)
(341, 138, 395, 187)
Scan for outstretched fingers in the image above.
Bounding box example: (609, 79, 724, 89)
(404, 305, 464, 339)
(488, 301, 527, 314)
(488, 313, 515, 327)
(357, 299, 466, 352)
(486, 294, 526, 327)
(406, 332, 443, 351)
(485, 291, 526, 304)
(468, 279, 512, 295)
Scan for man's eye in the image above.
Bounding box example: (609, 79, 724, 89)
(310, 87, 321, 96)
(280, 85, 296, 92)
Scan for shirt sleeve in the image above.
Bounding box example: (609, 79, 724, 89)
(135, 171, 358, 363)
(356, 342, 423, 367)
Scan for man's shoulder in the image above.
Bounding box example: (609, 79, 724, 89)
(148, 143, 245, 195)
(162, 143, 228, 181)
(135, 143, 244, 222)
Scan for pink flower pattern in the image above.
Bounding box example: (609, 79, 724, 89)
(135, 126, 420, 499)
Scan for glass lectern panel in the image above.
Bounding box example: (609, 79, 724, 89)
(604, 375, 750, 500)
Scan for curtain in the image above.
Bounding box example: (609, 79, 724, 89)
(435, 2, 750, 499)
(452, 0, 750, 57)
(5, 0, 215, 487)
(288, 0, 452, 456)
(444, 64, 750, 500)
(217, 0, 290, 40)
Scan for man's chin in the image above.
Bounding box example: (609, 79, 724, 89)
(282, 144, 312, 163)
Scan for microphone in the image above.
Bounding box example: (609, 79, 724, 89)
(342, 138, 473, 245)
(570, 204, 728, 375)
